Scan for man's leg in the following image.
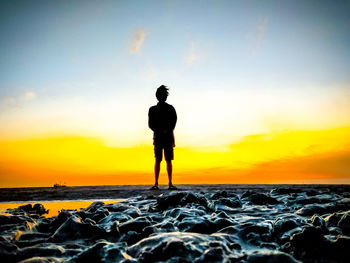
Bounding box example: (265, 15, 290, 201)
(166, 160, 173, 186)
(154, 159, 161, 186)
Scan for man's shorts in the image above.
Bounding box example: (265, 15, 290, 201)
(154, 144, 174, 161)
(153, 135, 174, 161)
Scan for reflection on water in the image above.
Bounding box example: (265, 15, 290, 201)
(0, 200, 121, 217)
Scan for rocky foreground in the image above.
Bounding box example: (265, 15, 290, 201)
(1, 186, 350, 262)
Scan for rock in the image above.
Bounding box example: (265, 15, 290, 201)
(18, 257, 59, 263)
(238, 222, 272, 246)
(330, 235, 350, 263)
(338, 211, 350, 234)
(17, 244, 65, 262)
(72, 240, 124, 263)
(49, 216, 105, 242)
(32, 204, 48, 215)
(128, 232, 230, 262)
(310, 214, 325, 227)
(241, 192, 280, 205)
(16, 204, 48, 216)
(196, 246, 226, 262)
(296, 204, 327, 216)
(85, 201, 105, 213)
(324, 212, 343, 227)
(289, 226, 328, 260)
(157, 192, 208, 210)
(213, 197, 241, 208)
(0, 215, 27, 225)
(270, 188, 303, 196)
(18, 204, 33, 213)
(247, 250, 301, 263)
(273, 217, 302, 235)
(119, 217, 152, 233)
(1, 186, 350, 262)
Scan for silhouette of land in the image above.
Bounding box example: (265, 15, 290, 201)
(1, 184, 350, 262)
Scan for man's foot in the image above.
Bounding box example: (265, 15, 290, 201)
(150, 185, 159, 190)
(168, 184, 177, 190)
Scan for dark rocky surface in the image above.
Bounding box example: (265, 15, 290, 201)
(0, 185, 349, 262)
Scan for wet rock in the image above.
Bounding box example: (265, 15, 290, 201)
(128, 232, 229, 262)
(324, 212, 343, 227)
(289, 226, 328, 260)
(213, 197, 241, 208)
(106, 203, 141, 218)
(218, 226, 239, 234)
(331, 235, 350, 263)
(32, 204, 48, 215)
(0, 214, 27, 225)
(72, 240, 124, 263)
(247, 250, 301, 263)
(17, 244, 65, 262)
(119, 216, 152, 233)
(164, 207, 206, 220)
(16, 204, 48, 216)
(1, 186, 350, 262)
(85, 201, 105, 213)
(18, 204, 33, 213)
(338, 210, 350, 234)
(49, 216, 104, 242)
(273, 217, 302, 235)
(241, 192, 280, 205)
(310, 214, 325, 227)
(0, 235, 18, 262)
(196, 246, 226, 262)
(270, 188, 303, 196)
(296, 204, 327, 216)
(18, 257, 59, 263)
(239, 222, 273, 246)
(88, 208, 109, 223)
(157, 192, 208, 210)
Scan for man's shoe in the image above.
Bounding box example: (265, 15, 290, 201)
(168, 185, 177, 190)
(150, 185, 159, 190)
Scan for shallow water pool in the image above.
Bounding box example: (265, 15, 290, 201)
(0, 199, 121, 217)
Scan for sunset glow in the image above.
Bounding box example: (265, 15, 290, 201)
(1, 0, 350, 187)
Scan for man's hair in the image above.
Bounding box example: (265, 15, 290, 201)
(156, 85, 169, 101)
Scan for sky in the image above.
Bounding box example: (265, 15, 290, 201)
(0, 0, 350, 187)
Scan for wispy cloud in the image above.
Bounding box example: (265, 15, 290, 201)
(251, 16, 268, 56)
(130, 29, 147, 54)
(185, 42, 198, 65)
(20, 91, 36, 101)
(1, 91, 37, 107)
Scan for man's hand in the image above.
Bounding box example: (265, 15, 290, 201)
(159, 129, 169, 134)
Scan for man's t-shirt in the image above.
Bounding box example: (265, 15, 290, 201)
(148, 102, 177, 147)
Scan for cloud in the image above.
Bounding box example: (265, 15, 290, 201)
(20, 91, 36, 101)
(141, 67, 159, 81)
(1, 91, 37, 108)
(185, 42, 198, 65)
(251, 16, 268, 56)
(130, 29, 147, 54)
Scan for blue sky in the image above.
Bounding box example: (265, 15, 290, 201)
(0, 0, 349, 146)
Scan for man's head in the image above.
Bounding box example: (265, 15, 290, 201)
(156, 85, 169, 102)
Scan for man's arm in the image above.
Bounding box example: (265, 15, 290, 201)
(170, 106, 177, 130)
(148, 108, 155, 131)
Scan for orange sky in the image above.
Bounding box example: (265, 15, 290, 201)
(1, 0, 350, 188)
(1, 126, 349, 187)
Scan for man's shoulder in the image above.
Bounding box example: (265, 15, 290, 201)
(165, 103, 175, 109)
(149, 105, 157, 111)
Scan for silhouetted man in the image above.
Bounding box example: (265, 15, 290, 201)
(148, 85, 177, 190)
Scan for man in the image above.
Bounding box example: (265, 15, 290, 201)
(148, 85, 177, 190)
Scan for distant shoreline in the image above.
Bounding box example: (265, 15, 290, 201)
(0, 184, 349, 202)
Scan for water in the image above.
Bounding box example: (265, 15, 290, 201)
(0, 199, 121, 217)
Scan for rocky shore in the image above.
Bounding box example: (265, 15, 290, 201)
(1, 185, 350, 262)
